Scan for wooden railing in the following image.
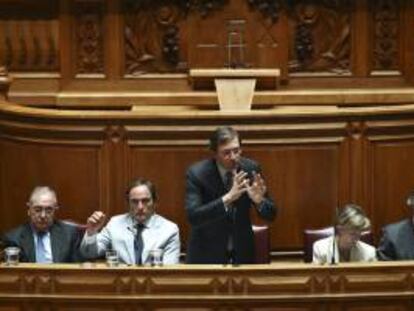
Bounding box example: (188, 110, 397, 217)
(0, 261, 414, 310)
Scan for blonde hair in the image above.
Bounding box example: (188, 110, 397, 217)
(336, 203, 370, 231)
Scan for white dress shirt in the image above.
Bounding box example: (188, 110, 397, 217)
(313, 236, 377, 264)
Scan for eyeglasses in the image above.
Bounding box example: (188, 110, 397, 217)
(129, 198, 152, 206)
(31, 206, 56, 215)
(219, 147, 241, 158)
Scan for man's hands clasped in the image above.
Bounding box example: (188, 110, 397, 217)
(222, 170, 266, 207)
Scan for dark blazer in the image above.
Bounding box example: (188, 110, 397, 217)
(1, 220, 82, 263)
(185, 157, 276, 264)
(377, 218, 414, 260)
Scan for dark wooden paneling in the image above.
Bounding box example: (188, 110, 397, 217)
(247, 145, 341, 249)
(130, 146, 209, 248)
(1, 100, 414, 255)
(369, 139, 414, 237)
(0, 140, 102, 231)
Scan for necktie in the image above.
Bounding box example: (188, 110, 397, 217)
(224, 171, 233, 191)
(36, 231, 49, 263)
(134, 223, 145, 265)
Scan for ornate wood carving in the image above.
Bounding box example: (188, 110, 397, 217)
(0, 20, 59, 72)
(0, 2, 59, 72)
(188, 0, 229, 18)
(289, 2, 351, 73)
(246, 0, 282, 23)
(74, 2, 105, 75)
(1, 263, 414, 310)
(162, 25, 180, 66)
(372, 0, 400, 71)
(124, 1, 186, 74)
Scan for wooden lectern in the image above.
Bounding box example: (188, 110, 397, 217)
(189, 68, 280, 112)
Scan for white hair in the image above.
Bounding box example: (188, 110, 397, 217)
(28, 186, 58, 207)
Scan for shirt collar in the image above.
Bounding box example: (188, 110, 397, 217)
(128, 213, 156, 229)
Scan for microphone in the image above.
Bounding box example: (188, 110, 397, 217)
(235, 159, 255, 186)
(330, 206, 339, 265)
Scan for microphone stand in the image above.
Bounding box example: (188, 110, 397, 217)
(330, 226, 337, 265)
(226, 167, 239, 267)
(330, 206, 339, 265)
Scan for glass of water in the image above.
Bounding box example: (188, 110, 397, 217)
(4, 247, 20, 266)
(105, 249, 119, 267)
(149, 248, 163, 267)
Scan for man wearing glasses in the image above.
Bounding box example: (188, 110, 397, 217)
(185, 126, 277, 264)
(80, 178, 180, 265)
(1, 186, 81, 263)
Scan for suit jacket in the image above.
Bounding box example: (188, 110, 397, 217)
(313, 236, 377, 264)
(185, 157, 276, 264)
(80, 213, 180, 265)
(1, 220, 82, 263)
(377, 218, 414, 260)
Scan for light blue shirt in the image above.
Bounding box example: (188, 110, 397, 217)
(80, 213, 180, 265)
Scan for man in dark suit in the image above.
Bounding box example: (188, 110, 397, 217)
(1, 186, 81, 263)
(377, 192, 414, 260)
(185, 126, 277, 264)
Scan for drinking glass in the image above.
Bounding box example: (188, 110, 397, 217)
(105, 250, 119, 267)
(149, 248, 163, 267)
(4, 247, 20, 266)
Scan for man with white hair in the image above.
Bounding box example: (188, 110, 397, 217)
(1, 186, 81, 263)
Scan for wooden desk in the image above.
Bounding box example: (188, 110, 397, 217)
(0, 261, 413, 310)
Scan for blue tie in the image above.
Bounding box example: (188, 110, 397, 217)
(134, 224, 145, 265)
(36, 232, 49, 263)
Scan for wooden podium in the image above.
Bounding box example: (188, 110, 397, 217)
(189, 68, 280, 111)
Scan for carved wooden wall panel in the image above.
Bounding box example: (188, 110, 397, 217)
(188, 0, 287, 71)
(371, 0, 401, 73)
(288, 1, 352, 73)
(73, 0, 105, 76)
(0, 0, 412, 103)
(123, 1, 187, 75)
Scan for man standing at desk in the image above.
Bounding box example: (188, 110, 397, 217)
(1, 186, 81, 263)
(80, 178, 180, 265)
(185, 126, 277, 264)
